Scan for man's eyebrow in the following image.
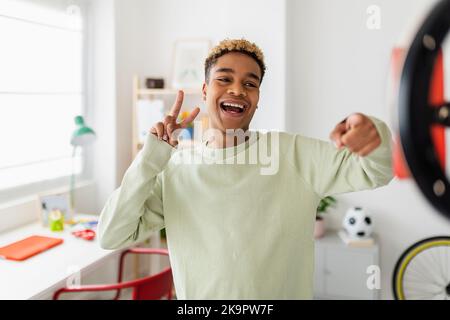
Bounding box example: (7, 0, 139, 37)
(214, 68, 261, 82)
(215, 67, 234, 74)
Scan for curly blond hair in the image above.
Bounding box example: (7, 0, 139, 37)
(204, 38, 266, 83)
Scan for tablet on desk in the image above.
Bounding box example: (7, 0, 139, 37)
(0, 235, 63, 261)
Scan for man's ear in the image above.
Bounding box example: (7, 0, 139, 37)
(202, 82, 207, 101)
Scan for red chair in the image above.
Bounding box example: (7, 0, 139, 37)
(53, 248, 173, 300)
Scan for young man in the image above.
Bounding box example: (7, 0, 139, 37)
(98, 39, 393, 299)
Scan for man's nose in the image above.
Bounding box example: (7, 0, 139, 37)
(227, 86, 247, 97)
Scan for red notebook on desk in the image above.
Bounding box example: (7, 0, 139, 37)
(0, 235, 63, 261)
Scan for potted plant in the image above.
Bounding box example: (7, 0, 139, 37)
(315, 196, 336, 239)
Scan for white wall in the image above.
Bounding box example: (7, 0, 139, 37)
(87, 0, 117, 212)
(114, 0, 148, 187)
(286, 0, 450, 299)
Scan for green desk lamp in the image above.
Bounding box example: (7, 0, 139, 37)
(70, 115, 96, 217)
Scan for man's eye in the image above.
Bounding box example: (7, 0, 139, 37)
(245, 83, 257, 88)
(217, 78, 230, 82)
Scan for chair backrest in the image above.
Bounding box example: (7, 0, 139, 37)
(53, 248, 173, 300)
(132, 267, 173, 300)
(118, 248, 173, 300)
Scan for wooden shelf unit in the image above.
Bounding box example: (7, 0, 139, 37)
(132, 76, 203, 158)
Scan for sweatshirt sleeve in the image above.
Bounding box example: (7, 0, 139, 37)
(288, 116, 394, 198)
(98, 134, 174, 250)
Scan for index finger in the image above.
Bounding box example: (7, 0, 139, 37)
(169, 90, 184, 117)
(329, 122, 347, 148)
(329, 121, 346, 140)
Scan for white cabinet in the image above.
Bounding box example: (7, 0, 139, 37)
(314, 230, 380, 300)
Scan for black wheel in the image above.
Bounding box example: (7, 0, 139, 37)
(392, 236, 450, 299)
(399, 0, 450, 219)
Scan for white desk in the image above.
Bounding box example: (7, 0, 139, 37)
(0, 214, 121, 300)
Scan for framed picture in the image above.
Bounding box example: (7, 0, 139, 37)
(37, 192, 72, 227)
(171, 39, 211, 89)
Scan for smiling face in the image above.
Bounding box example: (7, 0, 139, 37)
(202, 52, 262, 133)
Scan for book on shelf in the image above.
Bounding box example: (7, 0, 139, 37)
(338, 230, 374, 247)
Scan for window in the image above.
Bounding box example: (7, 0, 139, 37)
(0, 0, 86, 192)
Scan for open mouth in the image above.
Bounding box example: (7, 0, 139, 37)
(220, 102, 247, 115)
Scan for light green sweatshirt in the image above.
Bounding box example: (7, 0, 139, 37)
(98, 117, 393, 299)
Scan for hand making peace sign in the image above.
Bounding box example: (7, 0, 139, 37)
(149, 90, 201, 147)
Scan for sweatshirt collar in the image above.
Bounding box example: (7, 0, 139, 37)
(198, 130, 259, 161)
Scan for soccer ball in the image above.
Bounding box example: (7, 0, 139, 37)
(342, 207, 373, 239)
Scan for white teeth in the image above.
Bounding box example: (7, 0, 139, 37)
(222, 103, 245, 109)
